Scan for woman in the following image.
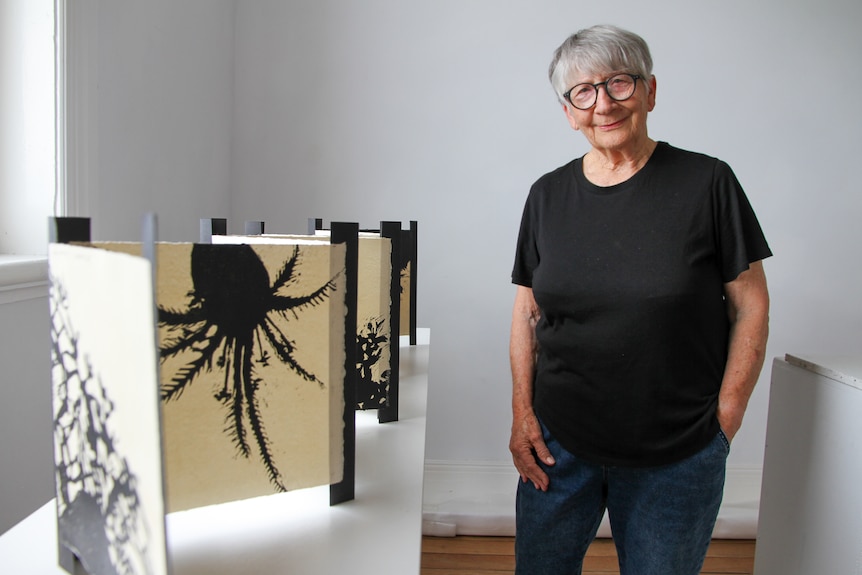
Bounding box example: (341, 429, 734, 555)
(509, 25, 771, 575)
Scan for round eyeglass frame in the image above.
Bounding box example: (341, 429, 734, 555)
(563, 73, 642, 110)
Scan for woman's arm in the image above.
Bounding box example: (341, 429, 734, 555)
(509, 285, 555, 491)
(717, 260, 770, 442)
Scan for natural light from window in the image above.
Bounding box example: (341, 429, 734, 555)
(0, 0, 56, 259)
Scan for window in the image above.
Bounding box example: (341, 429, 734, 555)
(0, 0, 58, 258)
(0, 0, 59, 297)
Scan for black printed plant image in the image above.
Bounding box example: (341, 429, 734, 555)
(158, 243, 340, 491)
(356, 316, 390, 409)
(51, 278, 153, 575)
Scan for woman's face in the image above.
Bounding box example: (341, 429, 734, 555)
(562, 71, 657, 155)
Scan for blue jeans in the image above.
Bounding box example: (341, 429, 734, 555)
(515, 420, 728, 575)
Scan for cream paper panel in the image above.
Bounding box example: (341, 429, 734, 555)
(357, 235, 392, 386)
(313, 233, 393, 409)
(400, 260, 411, 336)
(49, 243, 168, 575)
(213, 236, 348, 491)
(94, 242, 346, 512)
(214, 232, 391, 409)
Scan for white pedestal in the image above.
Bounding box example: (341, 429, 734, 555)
(0, 330, 430, 575)
(754, 354, 862, 575)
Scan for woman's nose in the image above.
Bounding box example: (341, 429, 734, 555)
(593, 85, 615, 113)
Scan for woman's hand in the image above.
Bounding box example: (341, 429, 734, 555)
(510, 409, 555, 491)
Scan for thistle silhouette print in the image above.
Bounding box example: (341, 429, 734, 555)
(51, 277, 153, 575)
(158, 243, 340, 491)
(356, 316, 390, 409)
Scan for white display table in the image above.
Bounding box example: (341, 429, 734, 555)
(0, 330, 430, 575)
(754, 354, 862, 575)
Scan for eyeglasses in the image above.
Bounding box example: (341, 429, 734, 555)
(563, 74, 642, 110)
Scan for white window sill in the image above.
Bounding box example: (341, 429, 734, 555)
(0, 255, 49, 304)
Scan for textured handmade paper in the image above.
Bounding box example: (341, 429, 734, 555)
(94, 241, 346, 512)
(50, 243, 167, 575)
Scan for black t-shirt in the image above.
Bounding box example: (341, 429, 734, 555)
(511, 142, 772, 467)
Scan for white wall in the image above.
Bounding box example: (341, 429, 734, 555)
(0, 288, 52, 535)
(77, 0, 236, 242)
(231, 0, 862, 469)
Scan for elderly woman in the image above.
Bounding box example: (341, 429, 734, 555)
(509, 25, 771, 575)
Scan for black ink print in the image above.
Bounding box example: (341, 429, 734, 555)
(356, 316, 390, 409)
(158, 244, 339, 491)
(51, 278, 153, 575)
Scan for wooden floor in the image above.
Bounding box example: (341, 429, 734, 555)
(421, 536, 755, 575)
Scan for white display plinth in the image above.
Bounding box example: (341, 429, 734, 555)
(754, 354, 862, 575)
(0, 330, 430, 575)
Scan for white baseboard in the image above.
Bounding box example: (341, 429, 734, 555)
(422, 460, 761, 539)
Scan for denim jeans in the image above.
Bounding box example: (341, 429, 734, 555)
(515, 420, 728, 575)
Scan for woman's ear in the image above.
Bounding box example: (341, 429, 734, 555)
(563, 103, 580, 131)
(647, 76, 657, 112)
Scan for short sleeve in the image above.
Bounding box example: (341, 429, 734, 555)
(712, 161, 772, 282)
(511, 186, 540, 287)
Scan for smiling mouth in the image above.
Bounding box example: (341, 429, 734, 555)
(599, 119, 625, 130)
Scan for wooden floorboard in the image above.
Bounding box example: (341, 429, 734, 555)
(421, 536, 755, 575)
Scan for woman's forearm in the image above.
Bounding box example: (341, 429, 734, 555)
(510, 286, 540, 415)
(717, 262, 770, 441)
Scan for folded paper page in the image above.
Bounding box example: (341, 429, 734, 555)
(93, 241, 347, 512)
(49, 242, 168, 575)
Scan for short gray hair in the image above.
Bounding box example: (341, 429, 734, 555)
(549, 25, 653, 104)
